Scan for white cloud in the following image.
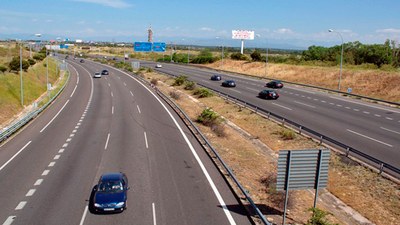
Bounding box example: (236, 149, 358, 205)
(274, 28, 294, 34)
(376, 28, 400, 34)
(199, 27, 215, 32)
(72, 0, 132, 9)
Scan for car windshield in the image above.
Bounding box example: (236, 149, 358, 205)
(98, 181, 123, 193)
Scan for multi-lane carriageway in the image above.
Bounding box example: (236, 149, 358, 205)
(0, 59, 254, 225)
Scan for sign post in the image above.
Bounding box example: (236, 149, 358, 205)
(232, 30, 255, 54)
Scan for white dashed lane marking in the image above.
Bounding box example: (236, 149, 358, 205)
(15, 201, 27, 210)
(137, 105, 141, 114)
(294, 101, 316, 109)
(54, 155, 60, 160)
(59, 149, 65, 153)
(130, 91, 134, 96)
(105, 133, 110, 150)
(347, 129, 393, 147)
(26, 189, 36, 197)
(3, 216, 15, 225)
(381, 127, 400, 135)
(34, 179, 43, 186)
(375, 114, 381, 117)
(48, 162, 56, 167)
(386, 117, 393, 120)
(144, 132, 149, 149)
(41, 170, 50, 176)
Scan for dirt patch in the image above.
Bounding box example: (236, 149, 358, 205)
(142, 72, 400, 225)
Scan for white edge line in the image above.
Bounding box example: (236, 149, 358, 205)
(40, 99, 70, 133)
(329, 96, 400, 113)
(380, 127, 400, 135)
(347, 129, 393, 147)
(293, 101, 316, 109)
(0, 141, 31, 172)
(79, 205, 89, 225)
(137, 105, 141, 114)
(105, 133, 110, 150)
(70, 85, 78, 97)
(111, 66, 237, 225)
(152, 203, 157, 225)
(272, 102, 293, 111)
(144, 132, 148, 149)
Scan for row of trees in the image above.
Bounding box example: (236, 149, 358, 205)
(0, 46, 48, 73)
(302, 40, 400, 68)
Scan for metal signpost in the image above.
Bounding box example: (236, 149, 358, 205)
(277, 149, 330, 225)
(232, 30, 255, 54)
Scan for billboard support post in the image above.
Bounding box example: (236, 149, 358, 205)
(241, 39, 244, 54)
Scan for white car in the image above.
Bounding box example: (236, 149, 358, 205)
(94, 72, 101, 78)
(155, 64, 162, 68)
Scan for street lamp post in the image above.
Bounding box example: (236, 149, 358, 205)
(216, 37, 224, 68)
(328, 29, 344, 91)
(20, 44, 24, 106)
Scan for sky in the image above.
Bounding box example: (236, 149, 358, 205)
(1, 0, 400, 49)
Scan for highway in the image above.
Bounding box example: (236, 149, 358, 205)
(0, 59, 253, 225)
(140, 61, 400, 171)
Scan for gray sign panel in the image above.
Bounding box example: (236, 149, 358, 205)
(276, 149, 330, 191)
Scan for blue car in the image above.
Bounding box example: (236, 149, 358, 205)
(93, 172, 129, 213)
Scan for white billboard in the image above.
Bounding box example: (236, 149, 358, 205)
(232, 30, 255, 40)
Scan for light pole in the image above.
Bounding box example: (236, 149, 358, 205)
(256, 34, 269, 77)
(328, 29, 344, 91)
(20, 43, 24, 106)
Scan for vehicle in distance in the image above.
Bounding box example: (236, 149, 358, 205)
(210, 75, 222, 81)
(93, 172, 129, 213)
(266, 80, 283, 88)
(155, 64, 162, 68)
(101, 69, 109, 75)
(258, 89, 279, 99)
(222, 80, 236, 87)
(93, 72, 101, 78)
(80, 59, 84, 63)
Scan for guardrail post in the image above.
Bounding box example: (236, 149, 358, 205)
(346, 148, 350, 157)
(299, 126, 302, 134)
(255, 107, 258, 113)
(282, 118, 285, 126)
(379, 163, 384, 174)
(319, 136, 323, 144)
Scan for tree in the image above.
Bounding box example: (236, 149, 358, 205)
(9, 57, 30, 72)
(0, 65, 7, 73)
(250, 50, 262, 61)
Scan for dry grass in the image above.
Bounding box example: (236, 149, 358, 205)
(205, 59, 400, 103)
(143, 71, 400, 225)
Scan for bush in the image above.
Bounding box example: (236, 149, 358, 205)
(211, 123, 226, 137)
(173, 75, 188, 86)
(278, 129, 296, 140)
(9, 57, 30, 72)
(251, 50, 262, 61)
(306, 208, 338, 225)
(230, 52, 248, 60)
(27, 59, 36, 66)
(169, 91, 181, 100)
(191, 49, 217, 64)
(0, 65, 7, 73)
(193, 87, 213, 98)
(184, 81, 196, 90)
(146, 67, 153, 73)
(197, 108, 219, 126)
(150, 78, 158, 86)
(33, 53, 46, 61)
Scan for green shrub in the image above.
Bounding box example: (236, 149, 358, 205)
(230, 52, 248, 60)
(278, 129, 296, 140)
(0, 65, 7, 73)
(169, 91, 181, 100)
(147, 67, 153, 73)
(197, 108, 219, 126)
(33, 53, 46, 61)
(193, 87, 213, 98)
(8, 57, 30, 72)
(251, 50, 262, 61)
(184, 81, 196, 90)
(173, 75, 188, 86)
(306, 208, 338, 225)
(27, 59, 36, 66)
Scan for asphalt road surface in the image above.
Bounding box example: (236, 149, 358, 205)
(0, 58, 253, 225)
(141, 61, 400, 171)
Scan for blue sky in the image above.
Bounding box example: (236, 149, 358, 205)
(1, 0, 399, 49)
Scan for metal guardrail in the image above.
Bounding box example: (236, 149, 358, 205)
(154, 69, 400, 180)
(131, 73, 271, 225)
(0, 61, 70, 143)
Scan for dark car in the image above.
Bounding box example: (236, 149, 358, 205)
(93, 172, 129, 213)
(101, 69, 109, 75)
(210, 75, 222, 81)
(266, 80, 283, 89)
(65, 55, 69, 59)
(80, 59, 84, 63)
(258, 89, 279, 99)
(222, 80, 236, 87)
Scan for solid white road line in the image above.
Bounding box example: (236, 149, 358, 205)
(294, 101, 316, 109)
(40, 99, 70, 133)
(381, 127, 400, 135)
(137, 105, 141, 114)
(0, 141, 31, 172)
(34, 179, 43, 186)
(79, 206, 89, 225)
(272, 102, 293, 111)
(15, 201, 26, 210)
(70, 85, 77, 97)
(105, 133, 110, 150)
(26, 189, 36, 197)
(144, 132, 148, 149)
(2, 216, 15, 225)
(112, 106, 114, 115)
(347, 129, 393, 147)
(152, 203, 157, 225)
